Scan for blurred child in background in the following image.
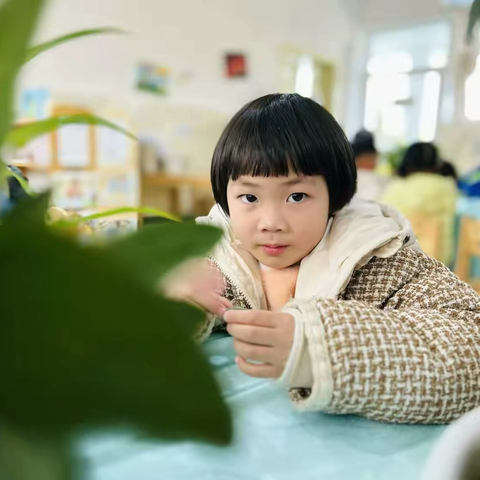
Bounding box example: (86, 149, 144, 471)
(351, 129, 389, 201)
(381, 142, 458, 266)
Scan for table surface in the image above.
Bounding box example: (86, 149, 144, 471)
(79, 334, 446, 480)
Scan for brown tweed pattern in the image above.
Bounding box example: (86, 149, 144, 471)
(203, 248, 480, 423)
(291, 249, 480, 423)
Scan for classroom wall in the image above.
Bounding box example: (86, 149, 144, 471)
(21, 0, 356, 117)
(357, 0, 446, 28)
(18, 0, 358, 177)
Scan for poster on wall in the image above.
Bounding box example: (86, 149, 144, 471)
(96, 172, 138, 207)
(225, 53, 247, 78)
(136, 62, 169, 96)
(52, 172, 96, 210)
(57, 124, 91, 168)
(97, 124, 131, 168)
(19, 88, 50, 120)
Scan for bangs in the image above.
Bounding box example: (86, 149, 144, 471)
(211, 94, 356, 215)
(223, 113, 324, 181)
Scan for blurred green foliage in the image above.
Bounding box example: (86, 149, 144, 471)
(384, 145, 407, 174)
(0, 1, 232, 479)
(467, 0, 480, 43)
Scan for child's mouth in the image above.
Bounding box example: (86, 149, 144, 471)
(262, 245, 288, 256)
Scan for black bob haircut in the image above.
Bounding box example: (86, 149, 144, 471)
(211, 93, 357, 216)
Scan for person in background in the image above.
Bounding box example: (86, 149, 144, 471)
(351, 129, 389, 201)
(439, 160, 458, 181)
(381, 142, 458, 266)
(7, 165, 29, 203)
(0, 165, 29, 215)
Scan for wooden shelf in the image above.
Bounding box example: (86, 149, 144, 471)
(141, 173, 211, 189)
(140, 173, 213, 217)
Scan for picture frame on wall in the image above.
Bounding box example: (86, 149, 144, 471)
(136, 62, 170, 96)
(52, 172, 96, 210)
(56, 124, 91, 168)
(225, 53, 248, 78)
(96, 172, 138, 207)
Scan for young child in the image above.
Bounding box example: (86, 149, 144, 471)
(171, 93, 480, 424)
(350, 129, 390, 201)
(381, 142, 458, 266)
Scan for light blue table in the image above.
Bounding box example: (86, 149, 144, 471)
(80, 334, 445, 480)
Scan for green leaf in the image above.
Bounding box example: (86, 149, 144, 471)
(25, 27, 126, 63)
(2, 190, 50, 227)
(467, 0, 480, 44)
(106, 222, 222, 288)
(0, 425, 76, 480)
(0, 0, 45, 148)
(54, 206, 181, 227)
(0, 221, 232, 445)
(0, 160, 10, 192)
(5, 114, 137, 149)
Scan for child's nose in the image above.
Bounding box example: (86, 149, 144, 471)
(258, 208, 287, 232)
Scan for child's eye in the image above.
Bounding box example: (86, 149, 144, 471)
(287, 193, 308, 203)
(240, 194, 258, 204)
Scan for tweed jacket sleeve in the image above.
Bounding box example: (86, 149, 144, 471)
(288, 248, 480, 424)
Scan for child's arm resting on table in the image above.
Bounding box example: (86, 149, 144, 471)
(284, 249, 480, 424)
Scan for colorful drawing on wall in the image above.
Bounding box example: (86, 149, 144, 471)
(136, 62, 169, 96)
(19, 88, 50, 120)
(225, 53, 247, 78)
(53, 172, 96, 210)
(97, 172, 138, 207)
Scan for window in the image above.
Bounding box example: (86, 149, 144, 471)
(419, 71, 442, 140)
(465, 56, 480, 121)
(295, 55, 315, 98)
(278, 46, 336, 111)
(363, 22, 451, 149)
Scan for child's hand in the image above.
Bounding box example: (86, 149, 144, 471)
(163, 259, 232, 316)
(223, 309, 295, 378)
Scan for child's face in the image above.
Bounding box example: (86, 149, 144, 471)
(227, 172, 330, 269)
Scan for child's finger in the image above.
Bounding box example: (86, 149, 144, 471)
(197, 294, 231, 317)
(212, 272, 227, 296)
(226, 323, 277, 347)
(235, 356, 280, 379)
(191, 271, 227, 299)
(219, 296, 233, 309)
(214, 296, 232, 316)
(233, 339, 277, 363)
(223, 309, 275, 328)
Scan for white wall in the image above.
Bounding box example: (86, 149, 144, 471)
(359, 0, 446, 28)
(21, 0, 356, 118)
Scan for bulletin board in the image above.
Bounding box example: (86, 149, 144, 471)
(24, 103, 139, 210)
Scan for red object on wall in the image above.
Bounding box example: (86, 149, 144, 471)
(225, 54, 247, 78)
